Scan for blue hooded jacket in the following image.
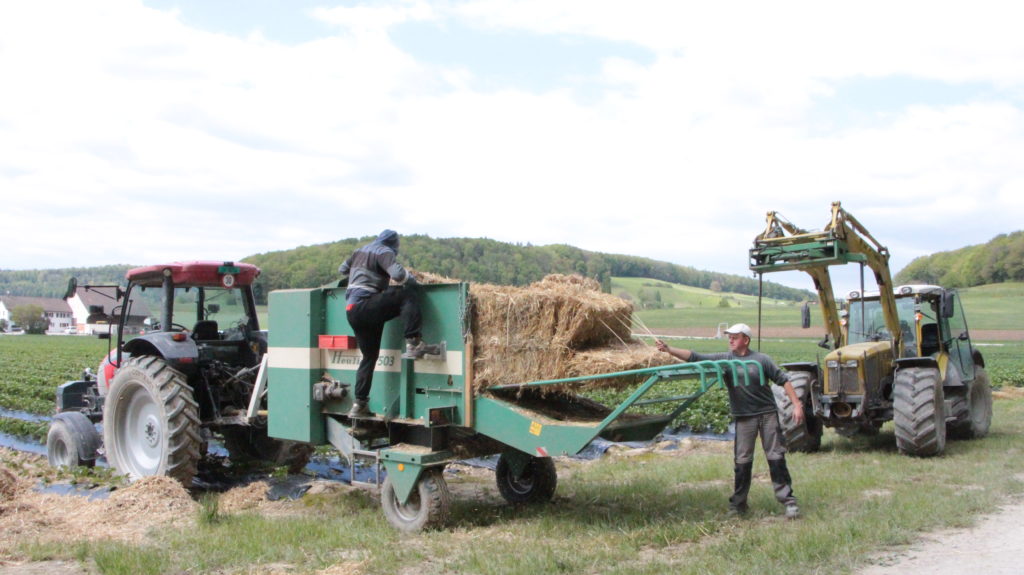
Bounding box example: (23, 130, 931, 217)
(338, 230, 410, 305)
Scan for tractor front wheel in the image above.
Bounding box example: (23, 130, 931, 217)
(774, 371, 822, 453)
(495, 453, 558, 505)
(948, 367, 993, 440)
(893, 366, 946, 457)
(46, 412, 100, 469)
(103, 356, 201, 485)
(381, 468, 451, 532)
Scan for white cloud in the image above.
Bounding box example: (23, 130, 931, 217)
(0, 0, 1022, 298)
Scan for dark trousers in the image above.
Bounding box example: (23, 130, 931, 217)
(346, 286, 422, 401)
(730, 412, 797, 510)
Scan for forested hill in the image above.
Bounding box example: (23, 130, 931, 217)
(895, 231, 1024, 288)
(1, 235, 812, 302)
(245, 235, 811, 300)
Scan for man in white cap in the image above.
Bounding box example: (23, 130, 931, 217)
(656, 323, 804, 519)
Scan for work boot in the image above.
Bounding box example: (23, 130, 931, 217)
(348, 400, 371, 418)
(785, 504, 801, 520)
(402, 337, 439, 359)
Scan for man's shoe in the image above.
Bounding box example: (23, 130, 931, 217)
(348, 400, 371, 418)
(785, 504, 801, 520)
(402, 338, 440, 359)
(726, 505, 748, 518)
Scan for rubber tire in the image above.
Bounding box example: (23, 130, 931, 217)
(893, 366, 946, 457)
(46, 412, 100, 469)
(221, 425, 314, 473)
(773, 371, 822, 453)
(495, 454, 558, 505)
(103, 355, 201, 485)
(381, 468, 451, 532)
(947, 367, 993, 440)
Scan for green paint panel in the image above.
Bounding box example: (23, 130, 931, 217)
(267, 289, 326, 443)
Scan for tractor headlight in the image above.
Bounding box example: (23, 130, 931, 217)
(826, 360, 839, 368)
(844, 360, 859, 368)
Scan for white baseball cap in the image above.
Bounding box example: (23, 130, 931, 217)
(724, 323, 752, 338)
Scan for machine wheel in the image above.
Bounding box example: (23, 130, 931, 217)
(381, 468, 451, 532)
(221, 424, 314, 473)
(947, 367, 993, 440)
(495, 454, 558, 505)
(893, 366, 946, 457)
(103, 356, 201, 484)
(773, 371, 822, 453)
(46, 412, 100, 469)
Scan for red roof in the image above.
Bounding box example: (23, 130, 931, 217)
(125, 261, 261, 288)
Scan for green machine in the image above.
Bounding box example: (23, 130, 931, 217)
(267, 282, 762, 531)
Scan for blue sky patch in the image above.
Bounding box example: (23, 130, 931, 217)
(143, 0, 333, 44)
(390, 20, 655, 94)
(806, 75, 1000, 134)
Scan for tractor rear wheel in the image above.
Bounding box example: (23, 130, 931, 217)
(893, 366, 946, 457)
(381, 468, 451, 532)
(103, 356, 201, 485)
(773, 371, 822, 453)
(495, 453, 558, 505)
(46, 412, 100, 469)
(948, 367, 993, 440)
(221, 424, 314, 473)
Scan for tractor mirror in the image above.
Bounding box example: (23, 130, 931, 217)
(64, 278, 78, 300)
(940, 291, 955, 318)
(208, 304, 220, 315)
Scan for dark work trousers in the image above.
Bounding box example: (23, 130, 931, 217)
(346, 286, 422, 401)
(730, 412, 797, 510)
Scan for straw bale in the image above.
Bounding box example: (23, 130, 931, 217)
(467, 275, 634, 391)
(405, 271, 653, 393)
(566, 344, 677, 391)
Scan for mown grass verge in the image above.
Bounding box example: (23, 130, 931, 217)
(13, 398, 1024, 575)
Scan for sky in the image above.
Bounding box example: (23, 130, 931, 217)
(2, 1, 1023, 295)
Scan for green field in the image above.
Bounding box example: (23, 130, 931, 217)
(617, 278, 1024, 333)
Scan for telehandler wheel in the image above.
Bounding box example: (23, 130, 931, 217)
(773, 371, 822, 453)
(221, 424, 314, 473)
(103, 356, 201, 485)
(46, 412, 100, 469)
(893, 366, 946, 457)
(948, 367, 993, 440)
(381, 467, 451, 532)
(495, 454, 558, 505)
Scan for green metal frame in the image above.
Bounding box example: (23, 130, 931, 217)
(474, 360, 764, 458)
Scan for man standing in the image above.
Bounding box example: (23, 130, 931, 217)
(339, 230, 435, 418)
(656, 323, 804, 519)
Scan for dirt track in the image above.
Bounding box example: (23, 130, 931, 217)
(858, 495, 1024, 575)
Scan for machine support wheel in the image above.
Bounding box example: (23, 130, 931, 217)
(495, 453, 558, 505)
(773, 371, 822, 453)
(221, 424, 314, 473)
(103, 355, 202, 485)
(893, 366, 946, 457)
(381, 468, 451, 532)
(948, 367, 993, 440)
(46, 412, 100, 469)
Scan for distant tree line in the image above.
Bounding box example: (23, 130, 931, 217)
(895, 231, 1024, 288)
(2, 236, 813, 304)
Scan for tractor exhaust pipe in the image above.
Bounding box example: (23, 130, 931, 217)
(831, 402, 853, 418)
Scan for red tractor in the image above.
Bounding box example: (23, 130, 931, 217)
(47, 261, 312, 484)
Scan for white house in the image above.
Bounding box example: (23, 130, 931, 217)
(65, 287, 151, 336)
(0, 295, 74, 333)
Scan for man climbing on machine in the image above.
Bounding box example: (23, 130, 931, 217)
(339, 229, 437, 418)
